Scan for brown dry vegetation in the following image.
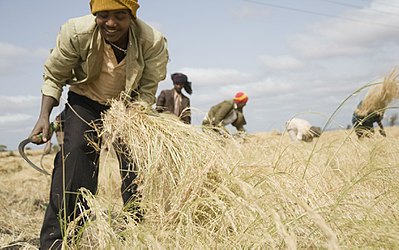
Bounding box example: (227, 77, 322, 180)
(1, 121, 399, 249)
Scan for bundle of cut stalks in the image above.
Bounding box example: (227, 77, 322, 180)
(356, 68, 399, 116)
(99, 100, 234, 223)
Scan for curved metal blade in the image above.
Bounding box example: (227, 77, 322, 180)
(18, 138, 51, 175)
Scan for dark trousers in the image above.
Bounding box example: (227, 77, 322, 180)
(40, 92, 139, 250)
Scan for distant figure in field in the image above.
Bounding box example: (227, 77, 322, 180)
(352, 101, 386, 138)
(352, 69, 398, 138)
(156, 73, 192, 124)
(285, 118, 321, 142)
(202, 92, 248, 133)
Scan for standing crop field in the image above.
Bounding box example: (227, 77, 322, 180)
(0, 107, 398, 249)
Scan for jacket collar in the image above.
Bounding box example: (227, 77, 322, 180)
(88, 19, 142, 93)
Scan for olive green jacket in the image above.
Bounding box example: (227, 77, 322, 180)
(41, 14, 169, 105)
(203, 99, 246, 131)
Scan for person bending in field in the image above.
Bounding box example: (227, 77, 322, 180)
(285, 118, 321, 142)
(352, 101, 386, 138)
(28, 0, 168, 248)
(156, 72, 192, 124)
(351, 70, 399, 139)
(202, 92, 248, 134)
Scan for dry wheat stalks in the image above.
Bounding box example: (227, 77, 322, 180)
(3, 114, 399, 248)
(356, 68, 399, 116)
(98, 100, 233, 218)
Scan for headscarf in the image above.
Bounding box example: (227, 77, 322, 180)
(234, 92, 248, 104)
(171, 73, 192, 95)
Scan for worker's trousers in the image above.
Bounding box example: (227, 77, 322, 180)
(39, 91, 139, 250)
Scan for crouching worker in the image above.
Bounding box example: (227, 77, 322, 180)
(285, 118, 321, 142)
(202, 92, 248, 135)
(28, 0, 168, 249)
(352, 101, 386, 138)
(156, 73, 192, 124)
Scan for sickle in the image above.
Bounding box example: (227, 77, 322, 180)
(18, 122, 59, 175)
(18, 137, 51, 175)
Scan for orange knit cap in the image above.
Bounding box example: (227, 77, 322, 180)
(90, 0, 140, 18)
(234, 92, 248, 104)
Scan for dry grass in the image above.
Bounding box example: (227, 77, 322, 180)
(1, 102, 399, 249)
(53, 100, 399, 249)
(356, 68, 399, 116)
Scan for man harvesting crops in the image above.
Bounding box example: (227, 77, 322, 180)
(156, 72, 192, 124)
(352, 69, 398, 139)
(352, 101, 386, 138)
(202, 92, 248, 134)
(28, 0, 168, 248)
(285, 118, 321, 142)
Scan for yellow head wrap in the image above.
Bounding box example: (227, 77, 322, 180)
(90, 0, 140, 18)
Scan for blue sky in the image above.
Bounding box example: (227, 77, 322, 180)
(1, 0, 399, 149)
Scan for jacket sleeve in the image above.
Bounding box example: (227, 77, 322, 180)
(155, 90, 166, 112)
(41, 20, 81, 103)
(213, 103, 232, 126)
(137, 36, 169, 106)
(233, 123, 245, 132)
(232, 111, 246, 132)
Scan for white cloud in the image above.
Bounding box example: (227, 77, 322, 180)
(0, 95, 39, 108)
(0, 95, 40, 115)
(259, 55, 305, 71)
(0, 42, 29, 57)
(177, 67, 251, 87)
(33, 48, 52, 58)
(0, 95, 39, 104)
(0, 113, 32, 125)
(246, 78, 298, 98)
(230, 5, 271, 20)
(0, 42, 29, 72)
(0, 42, 49, 74)
(290, 1, 399, 59)
(370, 0, 399, 16)
(291, 34, 368, 58)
